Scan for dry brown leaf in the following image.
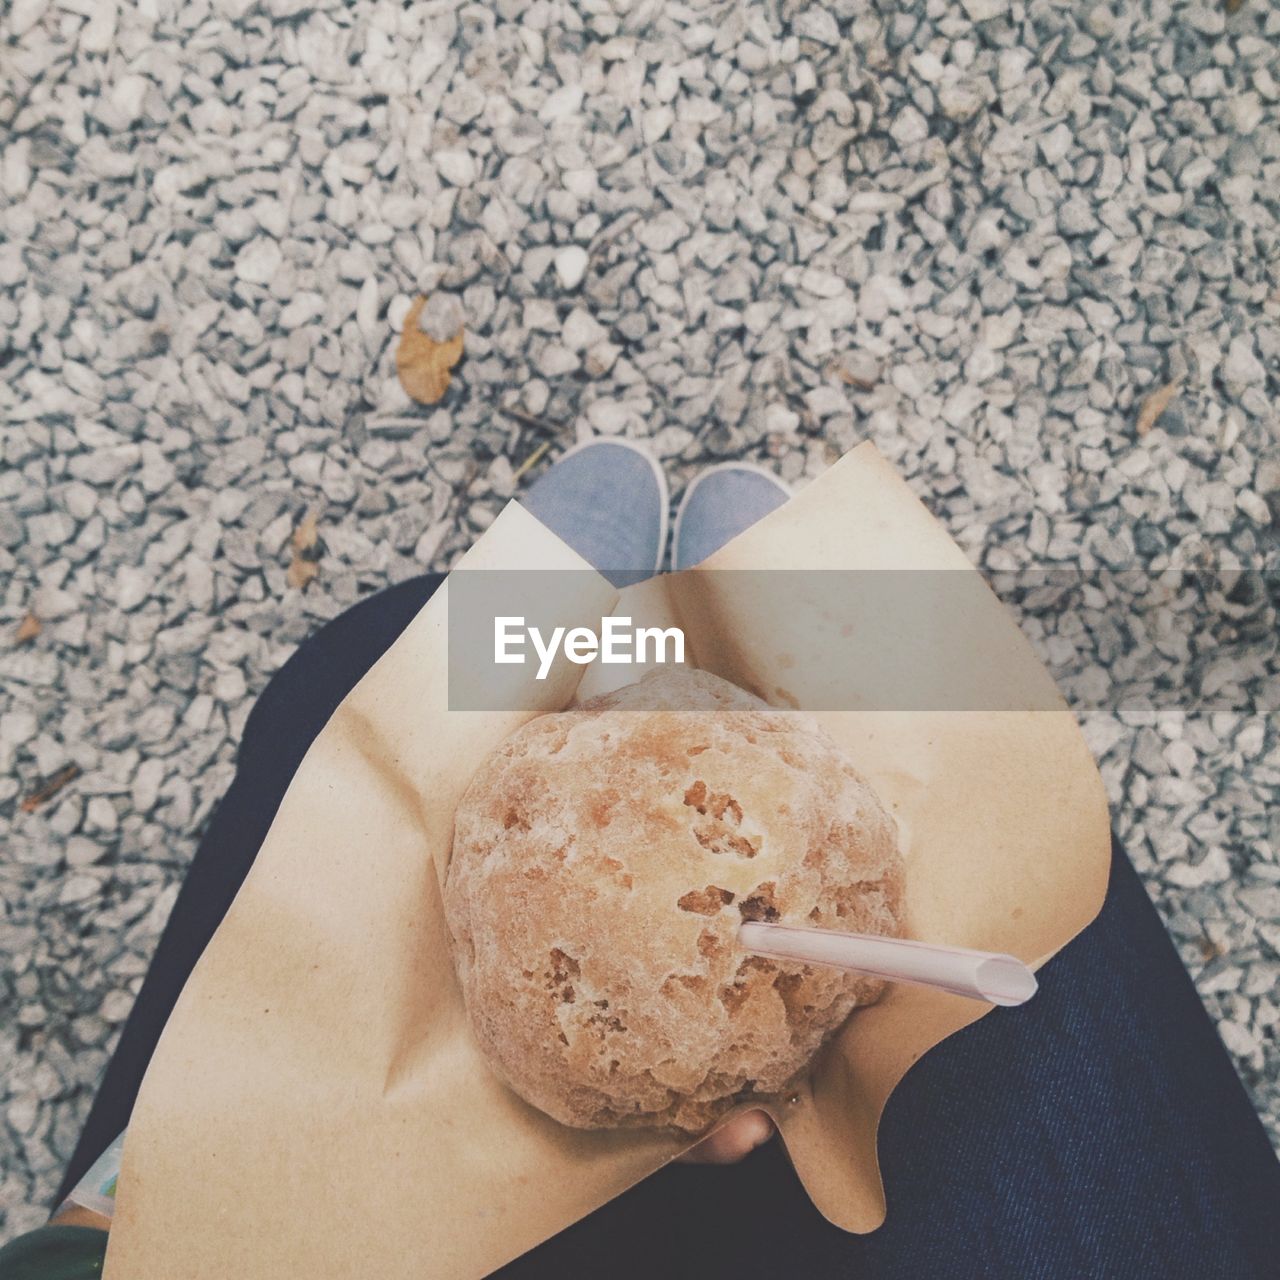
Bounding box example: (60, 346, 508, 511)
(287, 508, 321, 590)
(1225, 0, 1244, 13)
(292, 508, 319, 555)
(14, 612, 41, 645)
(397, 295, 465, 405)
(21, 764, 80, 814)
(287, 557, 319, 590)
(1136, 381, 1180, 436)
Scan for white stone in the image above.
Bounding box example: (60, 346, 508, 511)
(60, 874, 102, 905)
(116, 566, 150, 611)
(7, 1094, 39, 1135)
(1186, 6, 1226, 35)
(80, 0, 118, 52)
(540, 85, 584, 123)
(858, 274, 907, 323)
(414, 520, 450, 566)
(1223, 335, 1265, 386)
(216, 364, 251, 405)
(131, 757, 167, 813)
(253, 198, 290, 238)
(85, 795, 119, 834)
(523, 298, 559, 332)
(799, 268, 846, 299)
(654, 65, 680, 102)
(982, 308, 1022, 350)
(764, 403, 801, 434)
(940, 83, 985, 120)
(642, 106, 674, 145)
(585, 399, 636, 435)
(8, 0, 44, 36)
(356, 276, 380, 341)
(1237, 491, 1272, 526)
(961, 0, 1005, 21)
(1086, 4, 1115, 37)
(63, 481, 97, 521)
(419, 292, 464, 342)
(185, 556, 214, 610)
(1166, 846, 1231, 888)
(585, 341, 619, 375)
(1164, 739, 1197, 778)
(111, 74, 150, 124)
(553, 245, 589, 290)
(435, 148, 477, 187)
(794, 10, 840, 44)
(911, 52, 946, 83)
(562, 308, 607, 351)
(101, 989, 136, 1023)
(1230, 93, 1263, 136)
(0, 710, 38, 749)
(234, 238, 282, 286)
(1218, 1021, 1258, 1060)
(66, 837, 107, 868)
(889, 106, 929, 147)
(1238, 887, 1280, 921)
(847, 191, 904, 214)
(387, 294, 413, 332)
(536, 342, 579, 377)
(184, 695, 215, 733)
(1039, 124, 1073, 165)
(636, 212, 687, 253)
(2, 138, 32, 200)
(965, 345, 1001, 382)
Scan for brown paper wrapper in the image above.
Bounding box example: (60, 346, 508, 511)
(104, 444, 1110, 1277)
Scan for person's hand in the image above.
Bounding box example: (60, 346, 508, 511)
(677, 1109, 775, 1164)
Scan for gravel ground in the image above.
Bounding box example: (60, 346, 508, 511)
(2, 0, 1279, 1240)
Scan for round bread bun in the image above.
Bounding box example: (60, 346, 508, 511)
(444, 667, 905, 1133)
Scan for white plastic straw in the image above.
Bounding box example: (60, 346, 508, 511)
(738, 921, 1038, 1007)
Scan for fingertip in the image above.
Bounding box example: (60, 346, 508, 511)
(676, 1109, 777, 1164)
(740, 1109, 775, 1151)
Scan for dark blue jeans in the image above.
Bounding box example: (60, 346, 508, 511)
(57, 575, 1280, 1278)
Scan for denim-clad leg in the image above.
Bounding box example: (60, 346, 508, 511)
(54, 456, 1280, 1277)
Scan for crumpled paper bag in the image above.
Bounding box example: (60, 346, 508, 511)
(104, 443, 1110, 1277)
